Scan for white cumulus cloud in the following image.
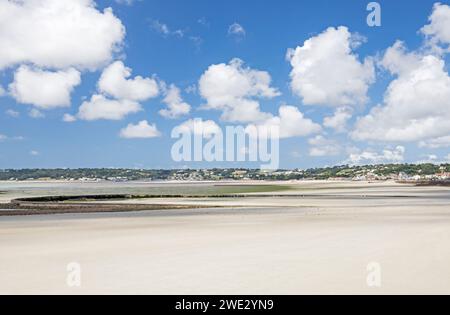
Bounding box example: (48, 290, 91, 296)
(421, 3, 450, 52)
(98, 61, 159, 102)
(346, 146, 405, 165)
(173, 119, 221, 139)
(77, 94, 141, 121)
(199, 58, 280, 123)
(119, 120, 161, 139)
(287, 26, 374, 107)
(159, 84, 191, 119)
(62, 114, 77, 123)
(77, 61, 160, 121)
(0, 0, 125, 70)
(9, 66, 81, 109)
(323, 107, 353, 133)
(246, 105, 321, 139)
(419, 135, 450, 149)
(308, 135, 341, 157)
(352, 41, 450, 142)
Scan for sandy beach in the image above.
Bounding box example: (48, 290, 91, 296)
(1, 180, 449, 294)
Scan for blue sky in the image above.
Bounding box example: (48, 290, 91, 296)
(1, 0, 450, 169)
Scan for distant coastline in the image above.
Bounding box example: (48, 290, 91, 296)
(1, 164, 449, 182)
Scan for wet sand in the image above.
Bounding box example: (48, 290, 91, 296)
(0, 181, 449, 294)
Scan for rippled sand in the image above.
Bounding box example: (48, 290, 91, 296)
(0, 181, 449, 294)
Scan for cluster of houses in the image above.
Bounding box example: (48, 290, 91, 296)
(351, 172, 450, 182)
(3, 167, 450, 182)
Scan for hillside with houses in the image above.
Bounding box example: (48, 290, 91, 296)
(1, 164, 449, 183)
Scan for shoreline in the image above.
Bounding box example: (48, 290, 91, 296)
(1, 181, 450, 294)
(2, 192, 448, 217)
(1, 180, 448, 217)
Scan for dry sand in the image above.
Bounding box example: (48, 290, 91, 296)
(0, 181, 449, 294)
